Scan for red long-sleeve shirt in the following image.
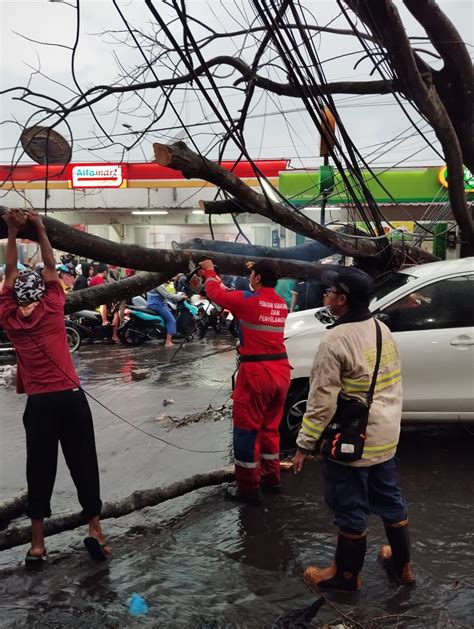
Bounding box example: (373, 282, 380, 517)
(0, 281, 79, 395)
(203, 269, 288, 356)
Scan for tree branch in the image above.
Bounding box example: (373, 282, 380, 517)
(0, 207, 347, 311)
(403, 0, 473, 75)
(403, 0, 474, 171)
(65, 272, 167, 314)
(0, 491, 27, 528)
(346, 0, 474, 252)
(175, 238, 335, 261)
(2, 56, 396, 118)
(0, 467, 235, 550)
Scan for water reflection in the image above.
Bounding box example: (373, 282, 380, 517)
(226, 498, 296, 573)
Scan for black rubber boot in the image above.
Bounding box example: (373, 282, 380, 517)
(304, 531, 367, 592)
(260, 480, 283, 494)
(380, 520, 415, 584)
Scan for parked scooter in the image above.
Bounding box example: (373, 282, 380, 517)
(68, 309, 114, 345)
(118, 304, 166, 346)
(191, 296, 234, 339)
(118, 294, 201, 346)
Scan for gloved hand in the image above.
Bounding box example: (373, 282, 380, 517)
(199, 259, 214, 272)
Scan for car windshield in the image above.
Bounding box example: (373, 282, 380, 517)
(372, 272, 415, 304)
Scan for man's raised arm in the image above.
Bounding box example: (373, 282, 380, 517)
(26, 211, 58, 283)
(2, 209, 28, 288)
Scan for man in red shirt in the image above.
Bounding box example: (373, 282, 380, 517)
(199, 259, 291, 505)
(0, 209, 110, 564)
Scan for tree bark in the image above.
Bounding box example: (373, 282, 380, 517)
(0, 491, 27, 528)
(0, 467, 234, 551)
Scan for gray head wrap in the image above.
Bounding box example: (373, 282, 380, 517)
(13, 271, 46, 305)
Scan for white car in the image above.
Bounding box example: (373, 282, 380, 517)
(281, 257, 474, 446)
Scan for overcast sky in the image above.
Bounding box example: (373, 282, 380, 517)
(0, 0, 472, 171)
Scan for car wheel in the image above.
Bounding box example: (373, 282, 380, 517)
(65, 324, 82, 353)
(279, 380, 310, 449)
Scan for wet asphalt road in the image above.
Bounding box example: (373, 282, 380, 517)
(0, 338, 473, 628)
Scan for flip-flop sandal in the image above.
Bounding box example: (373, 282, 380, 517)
(25, 549, 47, 565)
(83, 536, 109, 561)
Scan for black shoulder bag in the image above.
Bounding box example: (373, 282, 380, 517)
(318, 319, 382, 463)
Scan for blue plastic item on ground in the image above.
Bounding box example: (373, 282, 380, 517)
(128, 593, 149, 616)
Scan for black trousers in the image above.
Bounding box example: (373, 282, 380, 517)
(23, 388, 102, 520)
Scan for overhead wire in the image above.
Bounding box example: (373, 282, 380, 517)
(143, 0, 319, 238)
(250, 0, 388, 252)
(2, 2, 451, 250)
(335, 0, 444, 161)
(276, 1, 446, 241)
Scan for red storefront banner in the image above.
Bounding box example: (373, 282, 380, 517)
(0, 159, 289, 189)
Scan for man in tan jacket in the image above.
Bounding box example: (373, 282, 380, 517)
(294, 267, 414, 592)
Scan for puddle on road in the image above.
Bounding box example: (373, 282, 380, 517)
(71, 338, 236, 389)
(1, 468, 473, 628)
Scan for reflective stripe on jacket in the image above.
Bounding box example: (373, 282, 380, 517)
(296, 317, 402, 467)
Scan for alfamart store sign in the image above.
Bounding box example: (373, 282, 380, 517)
(70, 164, 127, 188)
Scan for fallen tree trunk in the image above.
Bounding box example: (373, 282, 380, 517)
(154, 142, 380, 258)
(0, 466, 234, 551)
(65, 271, 167, 314)
(1, 207, 342, 310)
(0, 491, 27, 528)
(0, 208, 437, 311)
(176, 238, 335, 261)
(1, 207, 337, 281)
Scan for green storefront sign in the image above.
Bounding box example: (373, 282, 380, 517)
(279, 166, 474, 205)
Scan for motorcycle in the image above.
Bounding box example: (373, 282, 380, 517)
(190, 296, 234, 339)
(0, 321, 81, 354)
(68, 310, 114, 346)
(118, 305, 166, 346)
(118, 294, 200, 346)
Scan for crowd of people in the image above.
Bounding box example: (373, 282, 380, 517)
(1, 209, 414, 597)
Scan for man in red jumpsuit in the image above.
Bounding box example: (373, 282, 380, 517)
(200, 259, 291, 505)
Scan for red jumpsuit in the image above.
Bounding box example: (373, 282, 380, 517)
(204, 270, 291, 493)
